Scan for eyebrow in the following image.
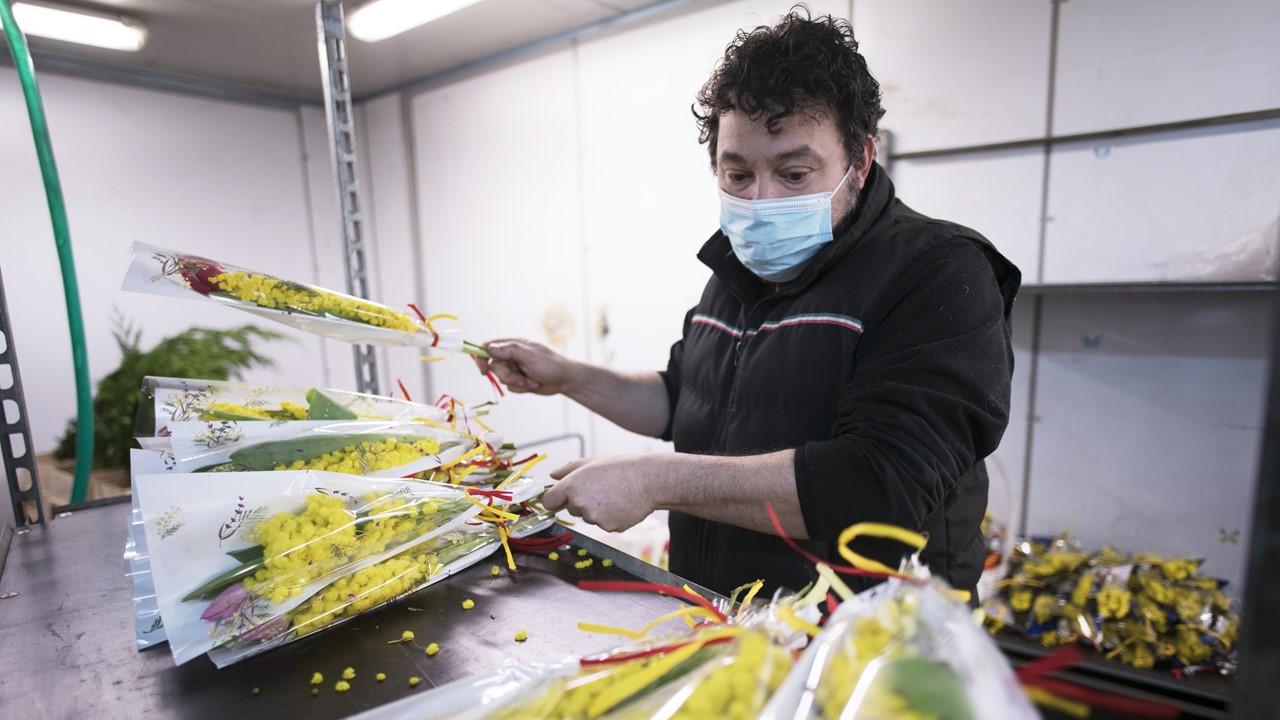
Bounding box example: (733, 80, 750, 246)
(719, 145, 821, 166)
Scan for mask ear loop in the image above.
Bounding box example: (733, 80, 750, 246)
(830, 164, 856, 197)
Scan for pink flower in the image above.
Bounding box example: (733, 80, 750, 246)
(201, 582, 250, 621)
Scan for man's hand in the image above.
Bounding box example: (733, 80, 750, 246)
(472, 339, 579, 395)
(544, 455, 664, 533)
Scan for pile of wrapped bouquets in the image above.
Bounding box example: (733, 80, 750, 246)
(983, 535, 1239, 677)
(127, 376, 552, 666)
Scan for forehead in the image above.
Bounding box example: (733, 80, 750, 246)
(716, 108, 844, 164)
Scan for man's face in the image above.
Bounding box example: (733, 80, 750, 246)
(715, 108, 868, 229)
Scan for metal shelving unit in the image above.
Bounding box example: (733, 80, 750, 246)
(316, 0, 380, 395)
(0, 268, 42, 527)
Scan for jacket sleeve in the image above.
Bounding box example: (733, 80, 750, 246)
(658, 308, 696, 442)
(793, 240, 1014, 540)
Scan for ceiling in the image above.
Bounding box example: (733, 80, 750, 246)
(10, 0, 683, 101)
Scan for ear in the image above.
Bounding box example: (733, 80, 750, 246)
(856, 135, 877, 185)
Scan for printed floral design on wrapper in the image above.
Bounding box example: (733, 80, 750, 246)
(194, 421, 244, 450)
(155, 506, 185, 540)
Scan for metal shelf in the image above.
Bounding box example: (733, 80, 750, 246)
(1020, 281, 1277, 296)
(998, 634, 1232, 719)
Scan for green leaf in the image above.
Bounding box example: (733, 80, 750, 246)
(304, 388, 358, 420)
(880, 657, 974, 720)
(226, 546, 265, 564)
(55, 318, 285, 471)
(182, 557, 265, 602)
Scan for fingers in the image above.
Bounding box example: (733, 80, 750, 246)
(487, 359, 531, 390)
(470, 354, 492, 376)
(550, 457, 591, 480)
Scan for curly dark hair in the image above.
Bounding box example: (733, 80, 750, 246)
(693, 7, 884, 171)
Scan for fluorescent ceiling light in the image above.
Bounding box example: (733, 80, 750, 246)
(348, 0, 483, 42)
(8, 2, 147, 52)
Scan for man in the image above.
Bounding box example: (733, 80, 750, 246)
(474, 11, 1019, 597)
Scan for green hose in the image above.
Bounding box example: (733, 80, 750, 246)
(1, 1, 94, 504)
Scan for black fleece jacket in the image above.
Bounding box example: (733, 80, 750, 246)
(659, 162, 1020, 597)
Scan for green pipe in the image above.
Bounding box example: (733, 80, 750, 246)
(1, 1, 94, 504)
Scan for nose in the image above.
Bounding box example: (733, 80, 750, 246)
(749, 177, 788, 201)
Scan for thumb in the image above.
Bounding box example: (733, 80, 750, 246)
(543, 480, 568, 512)
(487, 341, 527, 362)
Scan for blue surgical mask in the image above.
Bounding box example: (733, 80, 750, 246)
(719, 166, 854, 282)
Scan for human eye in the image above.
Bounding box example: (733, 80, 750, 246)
(780, 168, 813, 185)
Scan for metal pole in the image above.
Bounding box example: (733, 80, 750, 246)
(1234, 285, 1280, 717)
(0, 267, 43, 526)
(316, 0, 380, 395)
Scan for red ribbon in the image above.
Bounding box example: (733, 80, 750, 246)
(406, 303, 440, 347)
(1016, 645, 1180, 718)
(578, 580, 727, 624)
(764, 503, 926, 584)
(487, 370, 506, 397)
(578, 635, 736, 667)
(465, 488, 514, 502)
(510, 530, 575, 553)
(396, 378, 411, 402)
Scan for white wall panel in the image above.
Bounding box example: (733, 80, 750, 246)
(0, 71, 328, 453)
(575, 0, 846, 457)
(298, 106, 358, 392)
(1043, 120, 1280, 284)
(854, 0, 1051, 153)
(986, 298, 1035, 538)
(410, 48, 589, 465)
(1024, 294, 1269, 590)
(891, 148, 1044, 283)
(359, 94, 433, 403)
(1054, 0, 1280, 135)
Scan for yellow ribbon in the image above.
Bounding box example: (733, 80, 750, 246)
(497, 523, 515, 571)
(836, 522, 928, 576)
(738, 579, 764, 615)
(496, 454, 546, 491)
(1024, 686, 1090, 718)
(777, 603, 823, 637)
(680, 584, 708, 628)
(577, 606, 722, 640)
(815, 564, 857, 602)
(586, 627, 742, 717)
(441, 444, 486, 471)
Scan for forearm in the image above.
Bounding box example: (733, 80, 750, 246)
(651, 450, 809, 538)
(566, 364, 669, 438)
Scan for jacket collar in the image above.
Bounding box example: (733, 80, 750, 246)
(697, 162, 896, 305)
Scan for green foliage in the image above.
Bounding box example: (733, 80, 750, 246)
(54, 317, 284, 469)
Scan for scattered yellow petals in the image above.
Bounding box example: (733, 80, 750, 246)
(400, 630, 415, 642)
(490, 565, 501, 577)
(602, 558, 613, 568)
(310, 672, 324, 685)
(334, 680, 350, 692)
(375, 672, 386, 682)
(408, 676, 421, 687)
(461, 599, 475, 610)
(426, 642, 440, 656)
(548, 552, 559, 561)
(577, 548, 589, 557)
(575, 558, 594, 570)
(341, 667, 356, 680)
(514, 630, 528, 642)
